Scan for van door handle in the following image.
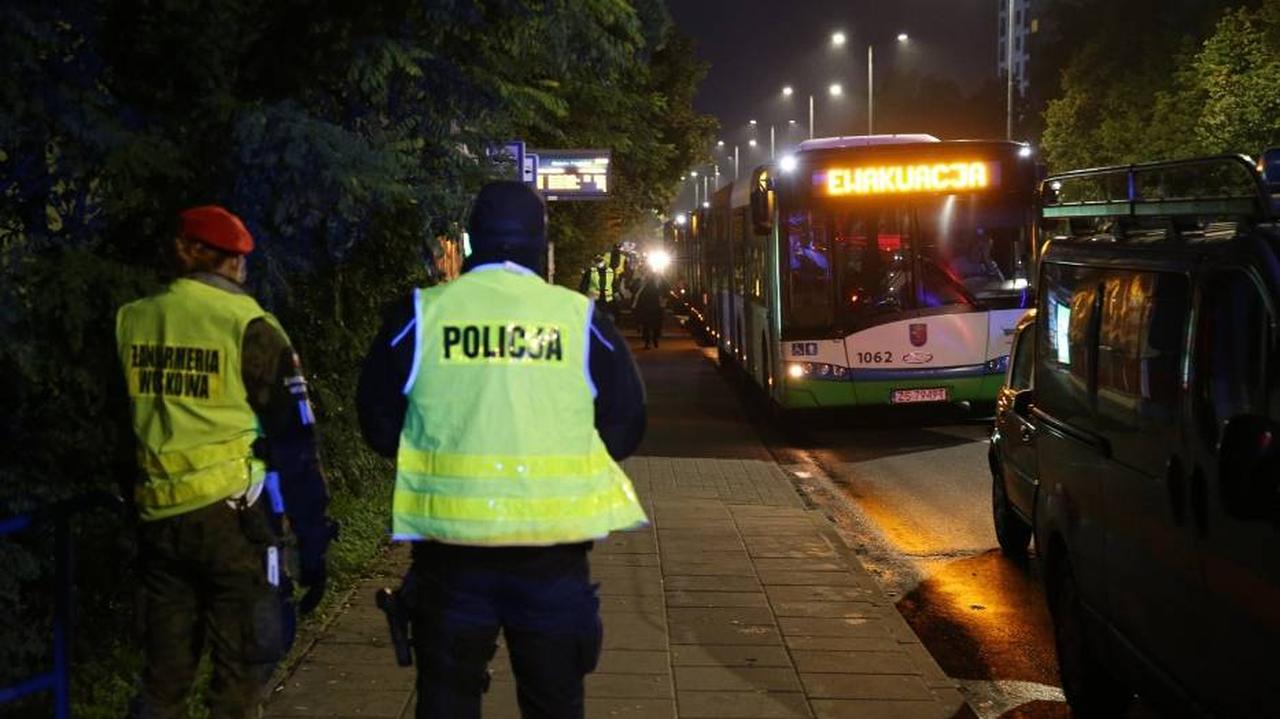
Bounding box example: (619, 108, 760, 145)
(1165, 457, 1187, 526)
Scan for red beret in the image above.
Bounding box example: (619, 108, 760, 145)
(178, 205, 254, 255)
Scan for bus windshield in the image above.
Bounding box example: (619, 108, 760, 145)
(784, 193, 1031, 331)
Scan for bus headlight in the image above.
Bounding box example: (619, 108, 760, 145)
(786, 362, 848, 379)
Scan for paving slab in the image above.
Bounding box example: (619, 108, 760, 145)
(265, 454, 961, 719)
(666, 591, 771, 608)
(674, 666, 804, 693)
(789, 650, 921, 675)
(677, 690, 813, 718)
(670, 644, 796, 668)
(799, 672, 936, 702)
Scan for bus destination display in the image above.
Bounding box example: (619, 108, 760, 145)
(816, 160, 1001, 197)
(533, 149, 610, 201)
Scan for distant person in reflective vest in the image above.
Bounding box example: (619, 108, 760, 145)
(579, 255, 616, 318)
(357, 182, 647, 719)
(115, 206, 334, 719)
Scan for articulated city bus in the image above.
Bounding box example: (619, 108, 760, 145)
(674, 134, 1039, 411)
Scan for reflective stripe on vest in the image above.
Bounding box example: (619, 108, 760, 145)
(116, 278, 276, 520)
(393, 265, 647, 545)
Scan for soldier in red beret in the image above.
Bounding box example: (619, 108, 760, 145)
(116, 205, 335, 719)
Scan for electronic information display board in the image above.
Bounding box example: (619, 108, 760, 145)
(533, 150, 610, 201)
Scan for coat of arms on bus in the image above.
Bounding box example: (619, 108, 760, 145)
(909, 323, 928, 347)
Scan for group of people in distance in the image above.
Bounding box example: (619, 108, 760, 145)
(579, 248, 669, 349)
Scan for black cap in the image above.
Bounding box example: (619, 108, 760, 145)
(467, 182, 547, 267)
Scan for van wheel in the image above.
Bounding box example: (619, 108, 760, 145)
(1049, 554, 1133, 717)
(990, 458, 1031, 559)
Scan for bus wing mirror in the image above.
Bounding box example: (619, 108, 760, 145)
(1218, 414, 1280, 521)
(751, 181, 774, 235)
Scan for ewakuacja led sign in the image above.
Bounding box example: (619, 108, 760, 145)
(817, 161, 999, 196)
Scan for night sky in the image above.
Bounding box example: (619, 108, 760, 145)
(668, 0, 1002, 148)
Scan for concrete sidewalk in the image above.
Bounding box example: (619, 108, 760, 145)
(265, 455, 964, 718)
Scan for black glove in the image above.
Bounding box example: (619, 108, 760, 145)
(295, 518, 338, 615)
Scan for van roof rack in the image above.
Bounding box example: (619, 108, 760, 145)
(1041, 154, 1273, 221)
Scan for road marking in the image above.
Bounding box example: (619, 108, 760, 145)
(958, 679, 1066, 719)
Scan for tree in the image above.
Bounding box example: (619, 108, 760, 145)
(0, 2, 714, 714)
(1040, 0, 1280, 169)
(1188, 3, 1280, 153)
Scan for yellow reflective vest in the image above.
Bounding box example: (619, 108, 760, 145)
(116, 278, 277, 520)
(393, 263, 648, 545)
(587, 265, 615, 302)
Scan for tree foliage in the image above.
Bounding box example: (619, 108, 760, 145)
(0, 1, 713, 713)
(1040, 0, 1280, 169)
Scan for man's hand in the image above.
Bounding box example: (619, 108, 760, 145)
(296, 518, 339, 615)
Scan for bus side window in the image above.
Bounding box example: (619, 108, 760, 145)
(1194, 271, 1275, 436)
(786, 210, 833, 327)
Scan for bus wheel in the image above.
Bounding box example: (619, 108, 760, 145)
(767, 399, 793, 428)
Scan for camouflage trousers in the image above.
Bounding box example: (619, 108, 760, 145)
(132, 499, 287, 719)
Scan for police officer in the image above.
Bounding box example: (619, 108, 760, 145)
(116, 206, 333, 719)
(357, 182, 647, 718)
(579, 254, 617, 319)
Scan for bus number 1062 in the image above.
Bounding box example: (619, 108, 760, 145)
(856, 351, 894, 364)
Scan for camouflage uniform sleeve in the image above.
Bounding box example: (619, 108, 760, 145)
(242, 319, 330, 536)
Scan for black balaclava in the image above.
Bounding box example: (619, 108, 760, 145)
(463, 181, 547, 274)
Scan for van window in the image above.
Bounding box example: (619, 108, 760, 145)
(1037, 263, 1101, 429)
(1009, 323, 1034, 391)
(1195, 271, 1275, 435)
(1096, 270, 1190, 475)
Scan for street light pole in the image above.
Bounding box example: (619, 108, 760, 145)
(734, 144, 740, 180)
(770, 124, 776, 159)
(867, 44, 874, 135)
(808, 94, 815, 139)
(1006, 0, 1015, 139)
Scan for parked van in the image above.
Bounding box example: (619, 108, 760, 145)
(1031, 153, 1280, 716)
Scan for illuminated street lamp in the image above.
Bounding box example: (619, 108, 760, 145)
(831, 29, 910, 134)
(748, 138, 758, 148)
(784, 84, 844, 140)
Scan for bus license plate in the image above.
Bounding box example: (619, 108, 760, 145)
(891, 388, 948, 404)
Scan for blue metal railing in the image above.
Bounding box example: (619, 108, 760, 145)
(0, 493, 125, 719)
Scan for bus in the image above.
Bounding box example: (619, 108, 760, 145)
(674, 134, 1039, 411)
